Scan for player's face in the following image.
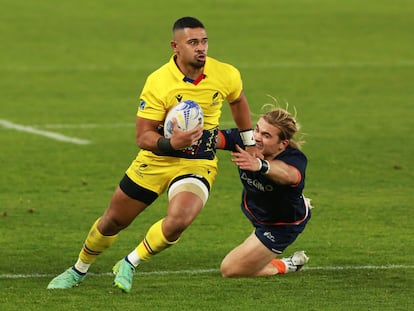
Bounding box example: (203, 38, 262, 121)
(171, 27, 208, 69)
(254, 118, 289, 158)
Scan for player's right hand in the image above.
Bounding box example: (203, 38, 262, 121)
(170, 118, 203, 150)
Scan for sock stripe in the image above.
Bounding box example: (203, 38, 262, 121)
(82, 244, 101, 256)
(142, 238, 155, 255)
(271, 259, 287, 274)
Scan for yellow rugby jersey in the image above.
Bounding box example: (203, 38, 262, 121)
(137, 55, 243, 129)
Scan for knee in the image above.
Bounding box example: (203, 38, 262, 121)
(162, 217, 189, 241)
(163, 207, 200, 238)
(220, 266, 232, 278)
(167, 216, 190, 232)
(220, 258, 238, 278)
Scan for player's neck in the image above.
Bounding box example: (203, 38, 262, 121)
(175, 59, 204, 80)
(182, 66, 204, 80)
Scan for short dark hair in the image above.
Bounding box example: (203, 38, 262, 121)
(173, 17, 204, 31)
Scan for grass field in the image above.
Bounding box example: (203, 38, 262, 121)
(1, 0, 413, 310)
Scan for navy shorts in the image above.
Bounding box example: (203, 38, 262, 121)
(254, 212, 311, 254)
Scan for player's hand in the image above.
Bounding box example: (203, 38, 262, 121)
(245, 145, 263, 159)
(170, 118, 203, 150)
(231, 144, 261, 171)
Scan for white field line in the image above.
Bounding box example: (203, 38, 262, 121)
(39, 123, 135, 129)
(0, 119, 91, 145)
(1, 265, 413, 279)
(0, 120, 237, 145)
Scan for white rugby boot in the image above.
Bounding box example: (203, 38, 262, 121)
(281, 251, 309, 272)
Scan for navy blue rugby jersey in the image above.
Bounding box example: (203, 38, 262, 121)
(219, 128, 309, 225)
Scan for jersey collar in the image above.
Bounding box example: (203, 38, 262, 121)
(169, 54, 207, 85)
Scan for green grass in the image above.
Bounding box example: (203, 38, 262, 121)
(1, 0, 413, 310)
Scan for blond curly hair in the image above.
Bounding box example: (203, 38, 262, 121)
(259, 98, 305, 150)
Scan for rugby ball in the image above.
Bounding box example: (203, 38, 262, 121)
(164, 100, 203, 138)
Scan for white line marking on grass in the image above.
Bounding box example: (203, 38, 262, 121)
(39, 123, 135, 129)
(0, 269, 218, 279)
(303, 264, 414, 271)
(0, 119, 91, 145)
(1, 265, 413, 279)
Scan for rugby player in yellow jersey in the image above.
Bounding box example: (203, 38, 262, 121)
(47, 16, 257, 293)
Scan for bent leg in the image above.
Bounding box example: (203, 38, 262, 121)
(77, 186, 149, 269)
(99, 186, 149, 235)
(163, 191, 204, 241)
(132, 191, 204, 263)
(135, 218, 179, 261)
(220, 232, 279, 277)
(131, 177, 207, 264)
(47, 185, 149, 289)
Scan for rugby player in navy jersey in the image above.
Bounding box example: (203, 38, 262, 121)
(217, 106, 312, 277)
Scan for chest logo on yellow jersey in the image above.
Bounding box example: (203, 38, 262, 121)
(176, 94, 183, 102)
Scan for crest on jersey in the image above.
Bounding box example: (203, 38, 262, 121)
(211, 91, 221, 106)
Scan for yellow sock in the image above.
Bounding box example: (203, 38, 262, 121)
(136, 218, 178, 261)
(78, 218, 118, 264)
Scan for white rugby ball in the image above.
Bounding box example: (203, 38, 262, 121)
(164, 100, 203, 138)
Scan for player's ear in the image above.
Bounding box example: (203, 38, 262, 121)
(171, 40, 178, 52)
(281, 139, 289, 149)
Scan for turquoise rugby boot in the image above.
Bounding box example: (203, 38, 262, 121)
(113, 259, 135, 293)
(47, 267, 85, 289)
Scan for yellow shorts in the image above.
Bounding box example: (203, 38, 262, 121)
(125, 150, 218, 196)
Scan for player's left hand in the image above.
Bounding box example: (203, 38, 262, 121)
(245, 145, 263, 159)
(231, 145, 261, 171)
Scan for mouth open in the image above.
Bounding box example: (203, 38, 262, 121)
(197, 54, 206, 62)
